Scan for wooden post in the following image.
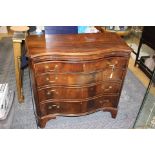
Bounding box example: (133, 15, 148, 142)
(12, 38, 24, 103)
(11, 26, 29, 103)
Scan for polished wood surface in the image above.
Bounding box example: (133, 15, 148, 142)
(12, 33, 26, 103)
(26, 32, 132, 128)
(12, 26, 29, 103)
(10, 26, 29, 32)
(26, 33, 131, 58)
(12, 40, 24, 103)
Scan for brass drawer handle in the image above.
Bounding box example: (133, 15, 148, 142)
(45, 64, 58, 71)
(109, 86, 112, 89)
(107, 61, 118, 66)
(109, 64, 115, 79)
(49, 80, 56, 83)
(102, 85, 113, 91)
(47, 91, 51, 95)
(46, 90, 58, 95)
(48, 106, 52, 109)
(56, 105, 60, 108)
(45, 65, 49, 69)
(46, 77, 58, 83)
(104, 99, 109, 103)
(46, 77, 50, 81)
(48, 104, 60, 109)
(99, 99, 109, 104)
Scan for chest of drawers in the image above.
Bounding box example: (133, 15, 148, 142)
(26, 33, 132, 128)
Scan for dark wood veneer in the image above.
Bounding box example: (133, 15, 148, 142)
(26, 32, 131, 128)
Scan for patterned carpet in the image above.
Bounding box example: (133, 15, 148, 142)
(0, 37, 146, 129)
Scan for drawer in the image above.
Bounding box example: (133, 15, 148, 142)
(82, 95, 118, 113)
(38, 82, 121, 103)
(38, 86, 82, 102)
(36, 68, 124, 87)
(34, 62, 84, 74)
(84, 57, 127, 72)
(41, 101, 82, 116)
(33, 57, 127, 74)
(83, 82, 121, 98)
(40, 95, 118, 116)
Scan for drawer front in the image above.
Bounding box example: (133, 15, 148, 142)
(41, 101, 82, 116)
(38, 82, 120, 102)
(34, 57, 127, 74)
(82, 95, 118, 113)
(36, 69, 124, 87)
(40, 95, 118, 116)
(83, 82, 121, 98)
(84, 57, 127, 72)
(34, 62, 84, 74)
(38, 87, 82, 102)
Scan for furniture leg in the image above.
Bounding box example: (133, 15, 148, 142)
(38, 115, 56, 128)
(110, 109, 118, 118)
(103, 108, 118, 118)
(11, 26, 29, 103)
(12, 41, 24, 103)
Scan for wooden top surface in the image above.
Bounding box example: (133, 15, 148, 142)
(26, 32, 132, 58)
(10, 26, 29, 32)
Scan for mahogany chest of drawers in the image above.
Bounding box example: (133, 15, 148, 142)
(26, 32, 132, 128)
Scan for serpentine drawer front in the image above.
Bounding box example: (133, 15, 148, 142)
(40, 95, 118, 116)
(26, 32, 132, 128)
(37, 82, 121, 102)
(34, 57, 128, 74)
(36, 69, 124, 87)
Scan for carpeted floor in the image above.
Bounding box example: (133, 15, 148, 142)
(0, 37, 146, 129)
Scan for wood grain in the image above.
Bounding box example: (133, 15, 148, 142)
(26, 32, 131, 128)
